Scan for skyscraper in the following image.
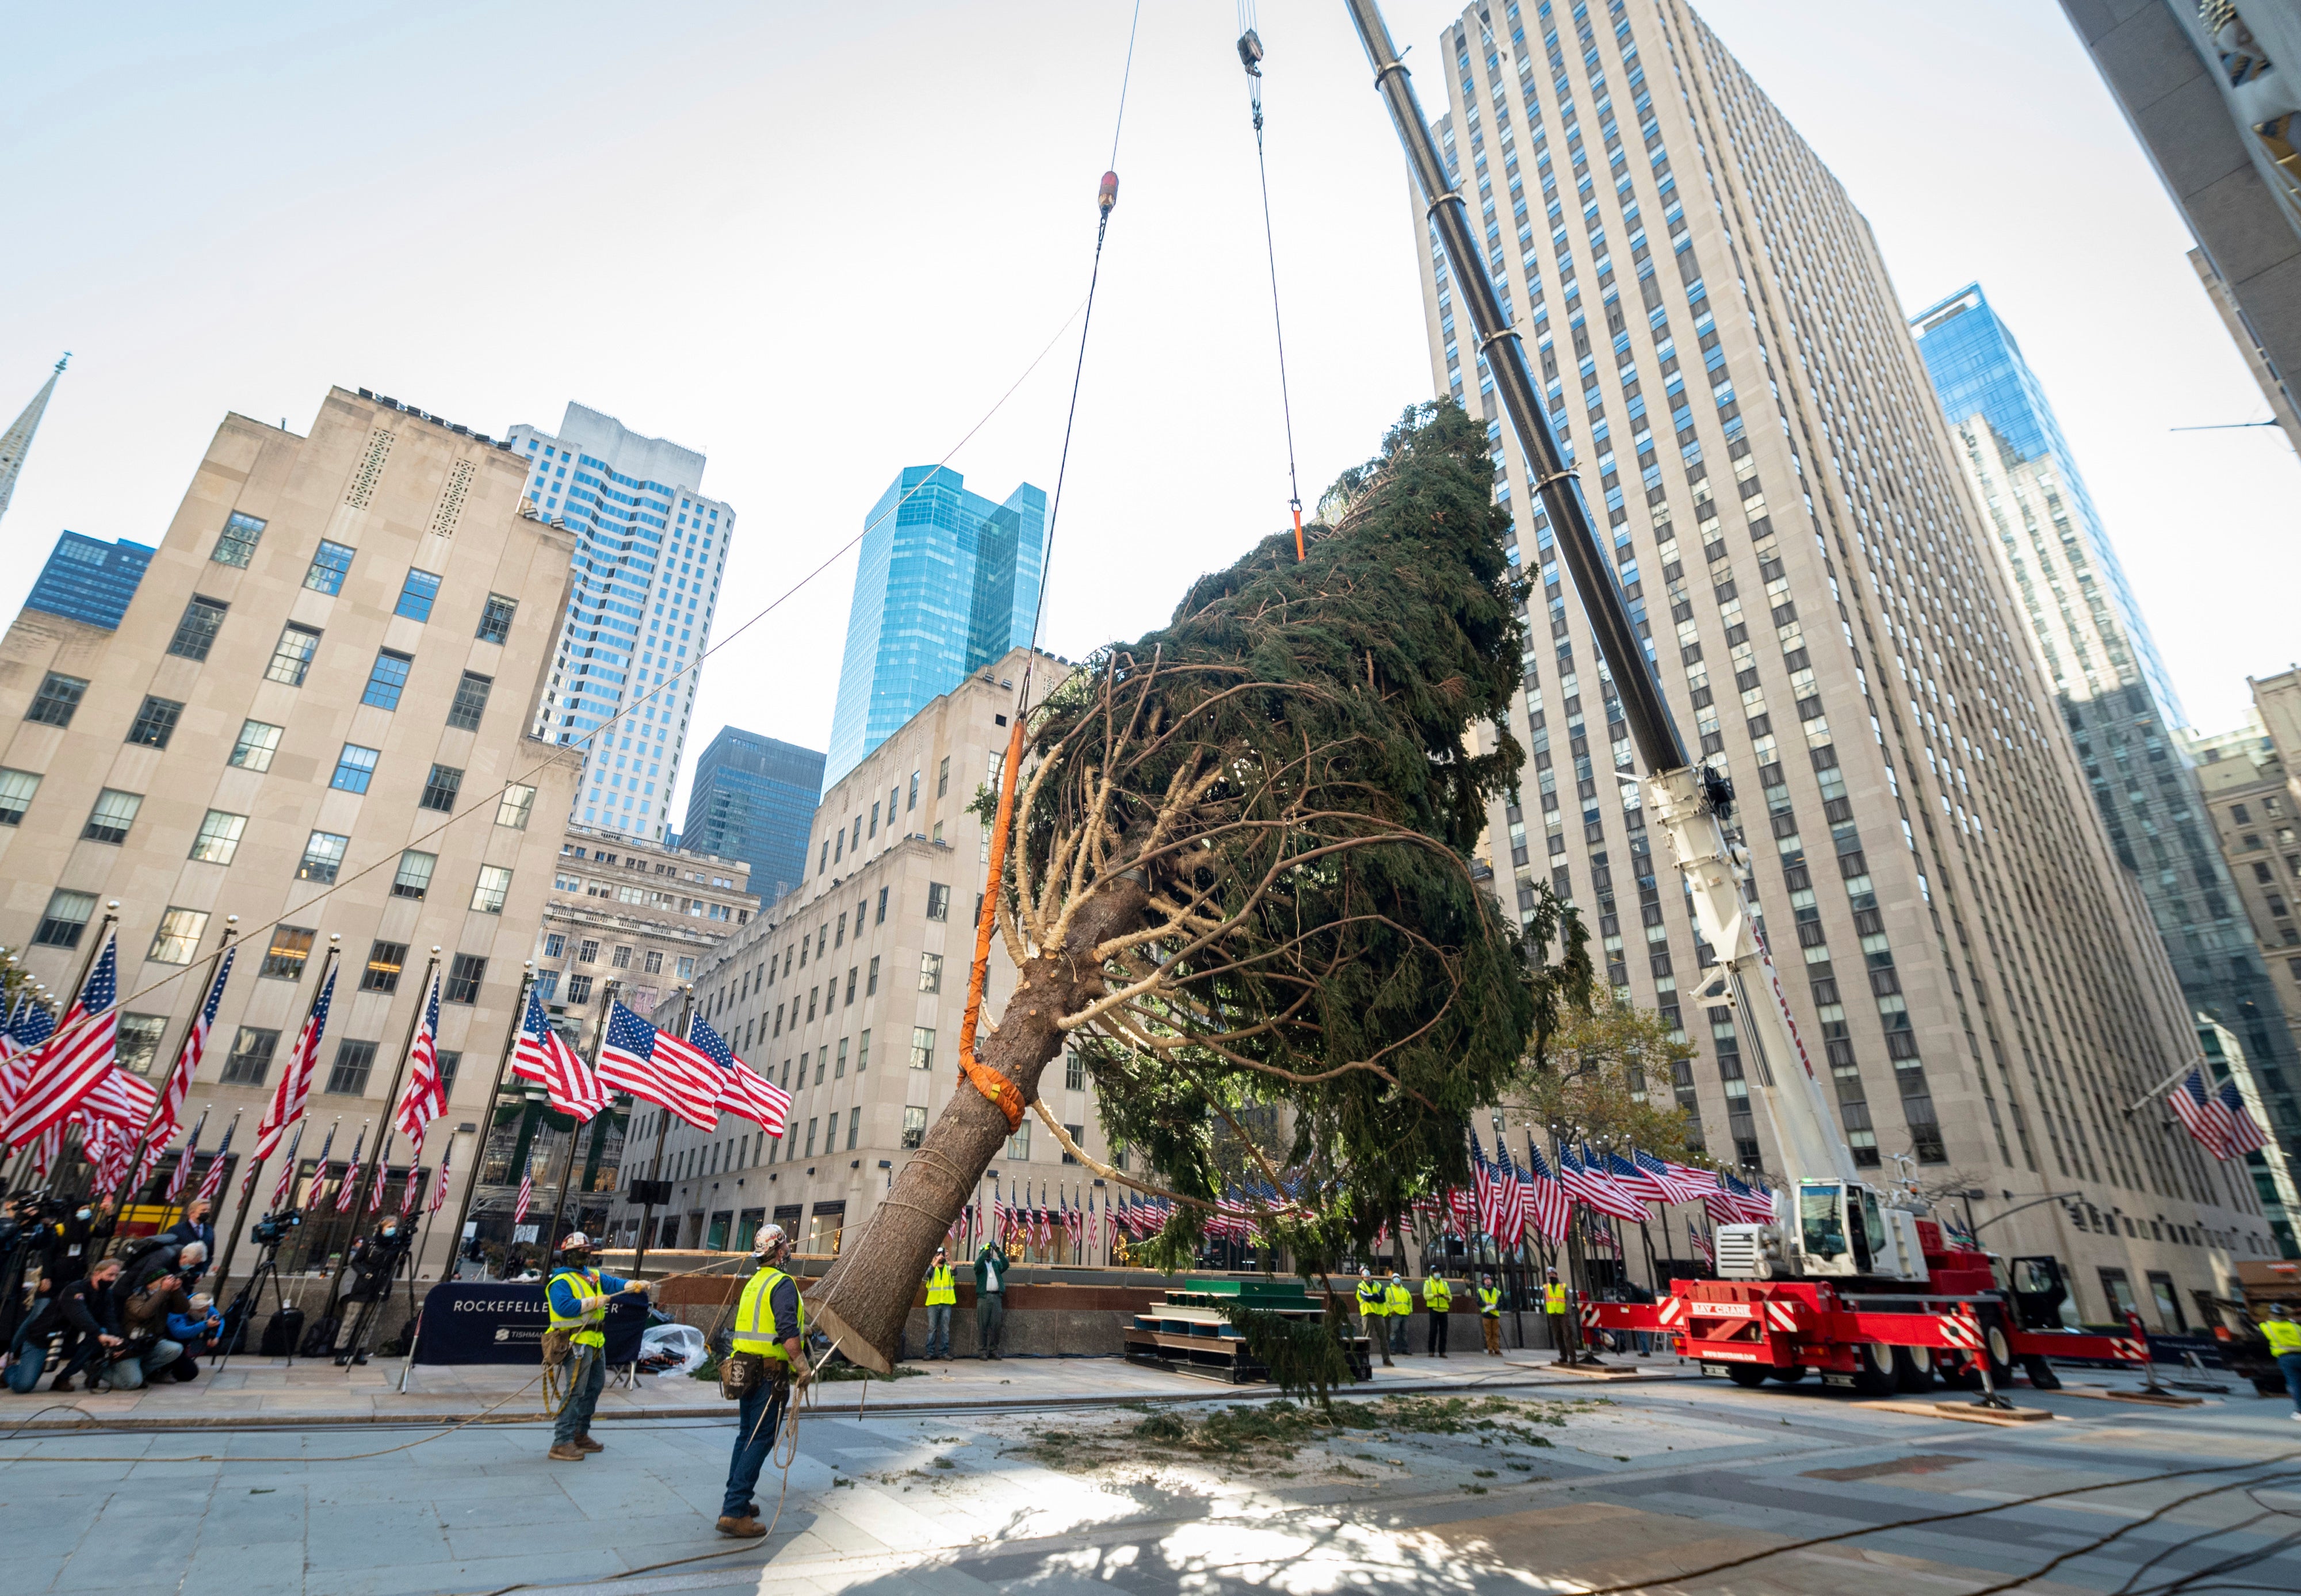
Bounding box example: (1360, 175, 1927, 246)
(681, 727, 826, 907)
(1418, 0, 2274, 1304)
(1913, 284, 2301, 1255)
(23, 532, 155, 630)
(0, 355, 67, 530)
(825, 465, 1044, 787)
(506, 403, 731, 845)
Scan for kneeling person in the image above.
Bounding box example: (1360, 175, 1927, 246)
(719, 1224, 808, 1539)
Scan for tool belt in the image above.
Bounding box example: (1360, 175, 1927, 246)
(541, 1327, 574, 1369)
(718, 1350, 786, 1400)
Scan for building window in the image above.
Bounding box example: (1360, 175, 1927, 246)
(362, 940, 407, 994)
(304, 539, 355, 594)
(866, 955, 880, 996)
(578, 939, 600, 964)
(476, 594, 517, 645)
(567, 973, 594, 1004)
(33, 889, 96, 948)
(1065, 1052, 1084, 1092)
(212, 510, 266, 567)
(919, 953, 942, 994)
(611, 945, 632, 970)
(447, 672, 492, 732)
(876, 886, 888, 924)
(189, 809, 247, 864)
(297, 830, 350, 883)
(535, 970, 560, 1002)
(471, 865, 513, 914)
(264, 625, 321, 687)
(436, 1051, 461, 1095)
(26, 672, 86, 728)
(937, 756, 950, 797)
(168, 596, 228, 661)
(1006, 1122, 1030, 1161)
(419, 763, 463, 813)
(847, 1106, 861, 1151)
(261, 925, 315, 980)
(902, 1105, 927, 1150)
(910, 1025, 935, 1071)
(677, 956, 695, 979)
(126, 696, 182, 748)
(147, 908, 210, 965)
(857, 1029, 869, 1071)
(395, 568, 442, 622)
(230, 719, 282, 771)
(495, 783, 534, 829)
(544, 934, 565, 958)
(0, 768, 38, 826)
(82, 788, 143, 844)
(221, 1025, 278, 1085)
(804, 1119, 817, 1157)
(331, 743, 381, 793)
(643, 950, 663, 974)
(325, 1039, 378, 1096)
(446, 954, 487, 1004)
(112, 1013, 162, 1076)
(362, 649, 413, 710)
(392, 849, 435, 900)
(1062, 1124, 1083, 1165)
(908, 770, 919, 810)
(926, 884, 950, 921)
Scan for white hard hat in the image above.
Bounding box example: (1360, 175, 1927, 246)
(753, 1223, 786, 1256)
(560, 1231, 592, 1251)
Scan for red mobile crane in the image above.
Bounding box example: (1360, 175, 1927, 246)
(1341, 0, 2151, 1400)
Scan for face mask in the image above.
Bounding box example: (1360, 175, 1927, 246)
(75, 1208, 91, 1221)
(381, 1228, 397, 1239)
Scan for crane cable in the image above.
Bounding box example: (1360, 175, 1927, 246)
(1237, 2, 1305, 561)
(954, 0, 1142, 1131)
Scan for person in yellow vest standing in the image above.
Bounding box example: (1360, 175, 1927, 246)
(718, 1224, 809, 1538)
(1356, 1266, 1390, 1367)
(1542, 1265, 1576, 1365)
(1476, 1271, 1504, 1356)
(544, 1233, 649, 1462)
(1423, 1269, 1453, 1357)
(1383, 1268, 1413, 1359)
(2261, 1303, 2301, 1418)
(922, 1247, 957, 1360)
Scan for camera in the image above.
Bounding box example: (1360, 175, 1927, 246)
(251, 1210, 301, 1247)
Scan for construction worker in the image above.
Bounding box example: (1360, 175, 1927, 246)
(1477, 1272, 1504, 1356)
(719, 1224, 808, 1538)
(1383, 1266, 1413, 1358)
(1423, 1268, 1453, 1356)
(544, 1233, 648, 1461)
(1542, 1266, 1575, 1365)
(922, 1247, 957, 1360)
(1356, 1266, 1390, 1367)
(2261, 1302, 2301, 1419)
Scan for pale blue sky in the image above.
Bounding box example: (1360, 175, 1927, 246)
(4, 2, 2295, 829)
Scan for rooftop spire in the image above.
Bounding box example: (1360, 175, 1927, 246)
(0, 353, 68, 531)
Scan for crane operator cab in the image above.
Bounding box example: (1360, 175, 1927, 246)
(1790, 1180, 1929, 1281)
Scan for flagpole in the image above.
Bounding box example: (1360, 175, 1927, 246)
(540, 979, 617, 1261)
(211, 941, 337, 1296)
(341, 952, 437, 1235)
(445, 965, 534, 1281)
(631, 983, 694, 1274)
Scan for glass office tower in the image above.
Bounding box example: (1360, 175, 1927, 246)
(825, 465, 1045, 787)
(681, 728, 825, 908)
(22, 531, 154, 629)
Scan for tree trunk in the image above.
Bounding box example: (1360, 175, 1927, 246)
(809, 879, 1147, 1372)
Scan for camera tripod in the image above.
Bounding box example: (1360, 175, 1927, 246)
(213, 1237, 293, 1375)
(332, 1246, 408, 1368)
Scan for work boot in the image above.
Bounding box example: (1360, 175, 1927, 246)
(717, 1515, 767, 1538)
(548, 1442, 588, 1461)
(575, 1434, 603, 1452)
(48, 1375, 74, 1392)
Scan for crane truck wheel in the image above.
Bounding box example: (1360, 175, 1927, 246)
(2020, 1354, 2061, 1390)
(1851, 1341, 1897, 1396)
(1765, 1365, 1809, 1384)
(1891, 1347, 1934, 1392)
(1721, 1364, 1770, 1388)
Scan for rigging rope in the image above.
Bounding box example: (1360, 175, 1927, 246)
(1237, 2, 1305, 561)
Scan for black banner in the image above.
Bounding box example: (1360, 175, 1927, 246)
(409, 1282, 648, 1365)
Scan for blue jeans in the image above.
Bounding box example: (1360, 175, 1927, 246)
(721, 1374, 791, 1520)
(924, 1306, 952, 1359)
(553, 1345, 605, 1445)
(2278, 1351, 2301, 1413)
(7, 1327, 107, 1394)
(103, 1339, 184, 1392)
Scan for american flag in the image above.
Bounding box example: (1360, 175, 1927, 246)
(77, 1065, 156, 1130)
(0, 997, 58, 1117)
(257, 957, 336, 1160)
(597, 1001, 720, 1128)
(306, 1120, 341, 1210)
(1489, 1141, 1528, 1245)
(513, 988, 612, 1120)
(164, 1108, 209, 1204)
(195, 1115, 236, 1205)
(1689, 1221, 1714, 1269)
(1582, 1211, 1617, 1257)
(514, 1155, 534, 1226)
(392, 969, 445, 1151)
(2168, 1067, 2229, 1160)
(1708, 1170, 1775, 1226)
(689, 1015, 789, 1135)
(428, 1142, 451, 1214)
(989, 1183, 1006, 1245)
(1470, 1131, 1504, 1237)
(2219, 1081, 2268, 1155)
(1, 930, 120, 1147)
(1560, 1145, 1649, 1223)
(150, 947, 235, 1159)
(367, 1132, 391, 1211)
(1447, 1184, 1476, 1237)
(1636, 1149, 1715, 1206)
(268, 1119, 307, 1212)
(401, 1158, 422, 1214)
(1522, 1140, 1572, 1242)
(1610, 1150, 1669, 1207)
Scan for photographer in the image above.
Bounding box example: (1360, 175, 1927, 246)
(154, 1199, 216, 1289)
(342, 1216, 411, 1304)
(7, 1256, 124, 1394)
(108, 1269, 193, 1391)
(165, 1293, 222, 1378)
(41, 1199, 116, 1292)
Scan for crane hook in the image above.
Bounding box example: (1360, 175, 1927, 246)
(1098, 170, 1119, 216)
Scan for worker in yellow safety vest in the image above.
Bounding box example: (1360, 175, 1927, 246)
(544, 1232, 649, 1462)
(717, 1224, 809, 1540)
(1356, 1266, 1391, 1367)
(2261, 1303, 2301, 1418)
(1543, 1265, 1576, 1365)
(1477, 1272, 1504, 1357)
(1383, 1268, 1413, 1359)
(922, 1247, 958, 1360)
(1423, 1270, 1454, 1357)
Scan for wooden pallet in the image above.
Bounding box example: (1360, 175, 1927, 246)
(1122, 1285, 1370, 1384)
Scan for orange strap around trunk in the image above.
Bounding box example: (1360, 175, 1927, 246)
(958, 713, 1030, 1131)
